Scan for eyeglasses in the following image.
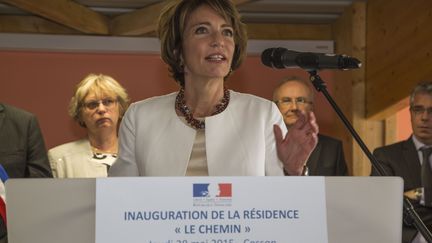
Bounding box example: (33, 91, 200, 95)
(274, 97, 313, 107)
(410, 105, 432, 116)
(82, 98, 117, 111)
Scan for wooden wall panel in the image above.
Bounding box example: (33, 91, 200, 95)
(332, 2, 383, 176)
(384, 115, 397, 145)
(246, 23, 332, 40)
(366, 0, 432, 119)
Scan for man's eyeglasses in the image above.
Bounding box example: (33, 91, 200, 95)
(274, 97, 313, 106)
(82, 98, 117, 111)
(410, 105, 432, 116)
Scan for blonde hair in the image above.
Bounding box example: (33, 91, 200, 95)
(69, 73, 130, 126)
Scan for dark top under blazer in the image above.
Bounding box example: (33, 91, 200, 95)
(372, 137, 432, 243)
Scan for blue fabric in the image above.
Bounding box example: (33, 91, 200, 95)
(0, 165, 9, 183)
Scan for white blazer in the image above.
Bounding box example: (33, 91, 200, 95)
(48, 139, 110, 178)
(109, 90, 287, 176)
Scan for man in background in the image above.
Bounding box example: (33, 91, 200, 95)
(273, 77, 347, 176)
(0, 103, 52, 241)
(372, 82, 432, 243)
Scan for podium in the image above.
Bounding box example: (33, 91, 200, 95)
(5, 177, 403, 243)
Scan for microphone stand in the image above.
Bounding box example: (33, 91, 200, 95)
(307, 70, 432, 242)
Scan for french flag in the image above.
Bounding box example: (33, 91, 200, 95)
(193, 183, 232, 198)
(0, 165, 8, 226)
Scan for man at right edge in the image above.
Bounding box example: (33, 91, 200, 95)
(372, 82, 432, 243)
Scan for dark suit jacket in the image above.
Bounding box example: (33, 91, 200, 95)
(0, 103, 52, 240)
(0, 103, 52, 178)
(306, 134, 347, 176)
(372, 137, 432, 243)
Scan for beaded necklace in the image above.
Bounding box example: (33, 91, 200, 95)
(91, 146, 118, 158)
(175, 88, 230, 130)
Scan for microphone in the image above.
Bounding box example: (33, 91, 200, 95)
(261, 47, 361, 70)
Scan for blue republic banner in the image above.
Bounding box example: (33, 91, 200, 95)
(95, 177, 328, 243)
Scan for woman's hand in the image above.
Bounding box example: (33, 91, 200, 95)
(274, 111, 319, 175)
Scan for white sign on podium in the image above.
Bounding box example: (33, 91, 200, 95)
(95, 177, 328, 243)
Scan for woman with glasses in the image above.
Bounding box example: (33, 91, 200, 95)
(48, 73, 129, 178)
(109, 0, 318, 177)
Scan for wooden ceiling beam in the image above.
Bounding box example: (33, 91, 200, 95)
(111, 0, 255, 36)
(110, 1, 166, 36)
(233, 0, 255, 5)
(0, 15, 80, 34)
(2, 0, 109, 34)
